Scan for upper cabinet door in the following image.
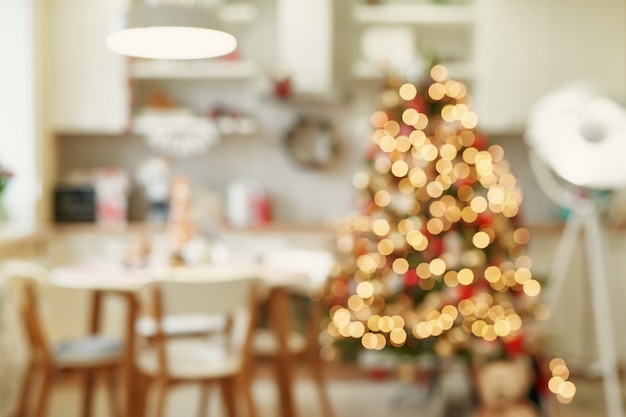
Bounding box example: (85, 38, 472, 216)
(473, 0, 626, 134)
(48, 0, 129, 134)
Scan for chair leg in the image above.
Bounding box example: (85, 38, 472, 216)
(238, 370, 258, 417)
(136, 373, 149, 417)
(33, 367, 53, 417)
(218, 377, 237, 417)
(81, 369, 95, 417)
(154, 379, 169, 417)
(197, 382, 209, 417)
(104, 367, 120, 417)
(14, 360, 36, 417)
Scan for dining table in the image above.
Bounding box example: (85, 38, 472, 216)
(50, 261, 311, 417)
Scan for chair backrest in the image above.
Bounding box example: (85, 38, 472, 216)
(150, 274, 261, 351)
(0, 260, 52, 363)
(262, 248, 335, 289)
(158, 275, 259, 315)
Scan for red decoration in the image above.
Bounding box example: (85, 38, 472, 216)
(404, 269, 419, 287)
(503, 332, 525, 358)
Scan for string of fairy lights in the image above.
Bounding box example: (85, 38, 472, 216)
(320, 64, 575, 404)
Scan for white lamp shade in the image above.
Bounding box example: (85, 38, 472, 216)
(526, 86, 626, 190)
(106, 5, 237, 60)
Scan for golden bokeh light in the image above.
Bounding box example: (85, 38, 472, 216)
(409, 168, 428, 187)
(374, 157, 392, 174)
(347, 295, 365, 311)
(407, 230, 428, 251)
(428, 83, 446, 101)
(429, 258, 447, 275)
(470, 196, 488, 213)
(523, 279, 541, 297)
(421, 143, 439, 161)
(390, 328, 407, 346)
(472, 231, 490, 249)
(402, 108, 420, 126)
(443, 271, 459, 287)
(352, 171, 369, 189)
(372, 218, 390, 236)
(457, 268, 474, 285)
(392, 258, 410, 274)
(371, 110, 388, 128)
(379, 135, 396, 153)
(391, 160, 409, 177)
(396, 135, 412, 152)
(513, 228, 531, 245)
(383, 120, 401, 137)
(374, 190, 391, 207)
(427, 182, 444, 199)
(416, 263, 432, 279)
(356, 281, 375, 299)
(377, 239, 394, 256)
(357, 254, 378, 274)
(445, 80, 463, 98)
(460, 112, 478, 129)
(430, 64, 448, 82)
(398, 83, 417, 101)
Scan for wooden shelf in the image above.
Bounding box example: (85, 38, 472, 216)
(352, 3, 475, 25)
(216, 3, 259, 23)
(130, 60, 258, 80)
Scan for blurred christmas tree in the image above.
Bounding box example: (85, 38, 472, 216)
(321, 65, 548, 365)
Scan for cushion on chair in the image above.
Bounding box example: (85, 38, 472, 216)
(136, 338, 241, 379)
(135, 314, 227, 338)
(53, 335, 123, 367)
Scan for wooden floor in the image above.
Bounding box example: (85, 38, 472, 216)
(12, 360, 623, 417)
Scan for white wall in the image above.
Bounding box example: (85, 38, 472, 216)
(0, 0, 39, 224)
(474, 0, 626, 133)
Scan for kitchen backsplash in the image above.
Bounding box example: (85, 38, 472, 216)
(55, 129, 559, 226)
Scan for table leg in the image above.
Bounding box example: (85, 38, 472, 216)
(268, 287, 296, 417)
(123, 293, 139, 417)
(82, 291, 103, 417)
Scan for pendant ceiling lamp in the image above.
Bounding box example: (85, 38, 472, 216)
(106, 3, 237, 60)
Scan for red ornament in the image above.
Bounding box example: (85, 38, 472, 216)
(458, 285, 474, 300)
(473, 132, 488, 150)
(408, 97, 427, 114)
(503, 331, 525, 358)
(369, 367, 388, 381)
(400, 124, 413, 136)
(404, 268, 419, 287)
(476, 212, 493, 226)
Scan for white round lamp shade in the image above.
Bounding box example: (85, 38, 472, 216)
(526, 86, 626, 190)
(106, 26, 236, 60)
(106, 5, 237, 60)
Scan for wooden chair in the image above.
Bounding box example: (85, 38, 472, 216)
(253, 248, 336, 417)
(134, 275, 261, 417)
(2, 260, 123, 417)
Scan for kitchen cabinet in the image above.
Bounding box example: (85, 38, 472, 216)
(129, 59, 263, 139)
(348, 1, 476, 82)
(48, 0, 129, 134)
(127, 2, 267, 142)
(340, 0, 626, 135)
(48, 0, 266, 137)
(333, 0, 479, 138)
